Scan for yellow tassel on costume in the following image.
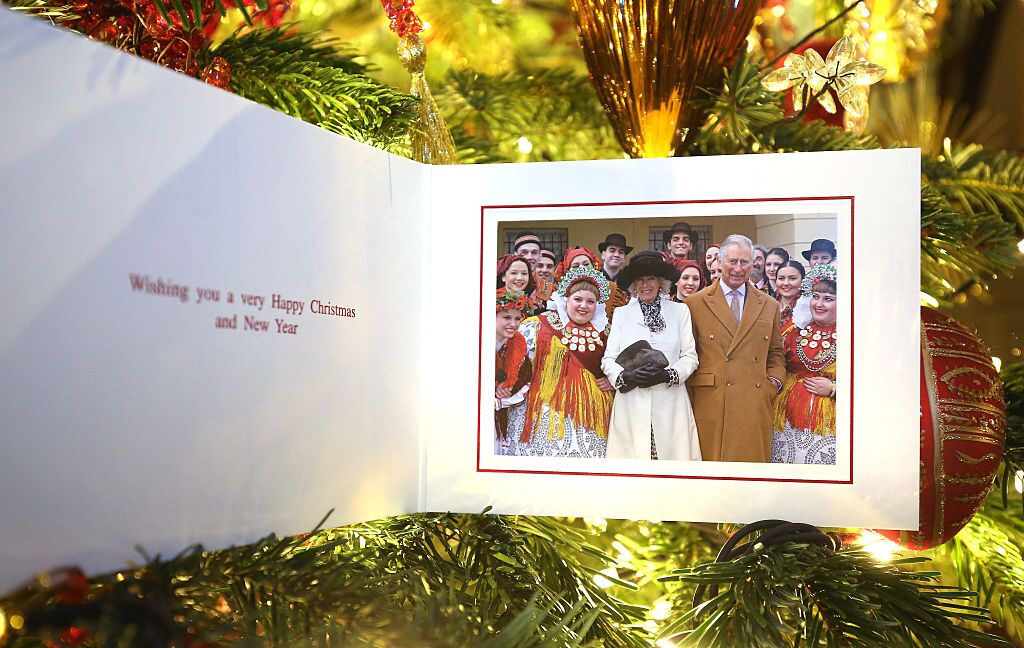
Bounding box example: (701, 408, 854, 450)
(522, 336, 614, 443)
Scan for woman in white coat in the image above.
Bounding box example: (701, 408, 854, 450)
(601, 251, 701, 460)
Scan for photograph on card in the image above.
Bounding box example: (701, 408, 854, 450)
(483, 201, 846, 480)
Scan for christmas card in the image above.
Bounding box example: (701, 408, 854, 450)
(0, 7, 919, 587)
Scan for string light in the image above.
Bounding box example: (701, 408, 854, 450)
(920, 292, 939, 307)
(858, 530, 900, 563)
(993, 356, 1002, 372)
(592, 566, 618, 588)
(1017, 238, 1024, 254)
(516, 136, 533, 154)
(1014, 469, 1023, 495)
(651, 599, 673, 620)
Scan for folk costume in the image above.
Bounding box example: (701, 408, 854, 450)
(603, 252, 701, 461)
(494, 289, 535, 455)
(771, 264, 838, 465)
(513, 267, 614, 458)
(497, 253, 544, 317)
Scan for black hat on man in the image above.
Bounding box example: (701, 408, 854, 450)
(616, 250, 681, 291)
(801, 238, 837, 261)
(598, 233, 634, 254)
(663, 221, 695, 244)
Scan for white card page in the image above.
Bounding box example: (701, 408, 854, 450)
(424, 149, 920, 529)
(0, 9, 424, 587)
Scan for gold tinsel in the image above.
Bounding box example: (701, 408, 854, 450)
(570, 0, 759, 158)
(398, 34, 457, 165)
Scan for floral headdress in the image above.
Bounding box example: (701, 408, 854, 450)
(556, 266, 610, 303)
(496, 288, 536, 313)
(800, 263, 838, 297)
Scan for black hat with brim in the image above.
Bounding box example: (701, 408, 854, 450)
(616, 250, 681, 291)
(598, 233, 634, 254)
(801, 238, 837, 261)
(662, 221, 695, 244)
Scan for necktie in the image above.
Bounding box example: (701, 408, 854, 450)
(729, 290, 742, 323)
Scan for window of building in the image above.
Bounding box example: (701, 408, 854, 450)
(648, 225, 713, 259)
(503, 228, 569, 259)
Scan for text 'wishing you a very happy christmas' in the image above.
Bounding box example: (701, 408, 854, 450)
(128, 274, 356, 336)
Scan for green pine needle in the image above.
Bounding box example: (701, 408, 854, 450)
(659, 541, 1009, 647)
(211, 28, 416, 153)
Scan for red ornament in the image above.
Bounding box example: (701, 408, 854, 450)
(57, 626, 91, 645)
(876, 307, 1006, 549)
(138, 37, 162, 60)
(389, 7, 422, 36)
(88, 19, 120, 42)
(200, 56, 232, 89)
(54, 568, 89, 605)
(381, 0, 413, 16)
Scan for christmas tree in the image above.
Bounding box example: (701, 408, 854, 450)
(3, 0, 1024, 645)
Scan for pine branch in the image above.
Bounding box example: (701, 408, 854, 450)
(211, 28, 416, 152)
(3, 0, 78, 24)
(0, 513, 651, 646)
(436, 68, 621, 162)
(919, 184, 1020, 302)
(690, 52, 784, 156)
(947, 506, 1024, 646)
(999, 362, 1024, 511)
(659, 541, 1008, 646)
(767, 118, 883, 152)
(924, 142, 1024, 234)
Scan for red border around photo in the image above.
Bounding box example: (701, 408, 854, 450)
(477, 196, 855, 485)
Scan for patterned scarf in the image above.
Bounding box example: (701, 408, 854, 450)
(638, 296, 666, 333)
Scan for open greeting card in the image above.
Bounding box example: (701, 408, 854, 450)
(0, 8, 920, 588)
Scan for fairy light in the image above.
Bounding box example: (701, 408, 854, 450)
(611, 540, 633, 562)
(920, 292, 939, 307)
(516, 136, 533, 154)
(592, 566, 618, 589)
(1017, 238, 1024, 254)
(583, 517, 607, 532)
(651, 599, 673, 621)
(858, 530, 901, 562)
(993, 356, 1002, 372)
(1014, 469, 1023, 494)
(655, 639, 678, 648)
(0, 609, 6, 641)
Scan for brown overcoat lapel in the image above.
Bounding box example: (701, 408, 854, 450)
(728, 281, 767, 357)
(705, 280, 738, 336)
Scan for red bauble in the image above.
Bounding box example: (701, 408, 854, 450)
(876, 307, 1006, 549)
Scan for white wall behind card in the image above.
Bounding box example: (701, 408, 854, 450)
(0, 9, 424, 587)
(424, 149, 920, 529)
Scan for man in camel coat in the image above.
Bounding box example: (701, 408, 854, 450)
(686, 234, 786, 462)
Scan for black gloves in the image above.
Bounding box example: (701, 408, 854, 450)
(620, 365, 670, 390)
